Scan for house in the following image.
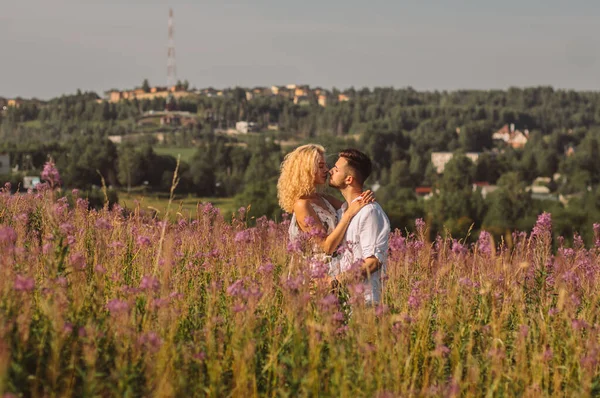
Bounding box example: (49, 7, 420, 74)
(431, 152, 480, 174)
(293, 95, 310, 106)
(0, 153, 10, 175)
(472, 182, 498, 199)
(7, 99, 24, 108)
(235, 121, 258, 134)
(160, 114, 181, 126)
(23, 176, 41, 189)
(338, 94, 351, 102)
(201, 88, 218, 97)
(415, 186, 433, 200)
(294, 86, 309, 97)
(318, 94, 328, 107)
(492, 124, 529, 149)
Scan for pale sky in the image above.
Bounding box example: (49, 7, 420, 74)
(1, 0, 599, 99)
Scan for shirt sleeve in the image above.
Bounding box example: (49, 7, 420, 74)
(357, 205, 389, 263)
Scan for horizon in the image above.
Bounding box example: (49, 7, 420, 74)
(2, 0, 599, 100)
(5, 84, 600, 102)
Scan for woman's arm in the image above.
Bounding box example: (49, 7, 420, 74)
(294, 198, 371, 255)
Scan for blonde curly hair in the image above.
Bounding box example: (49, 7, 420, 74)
(277, 144, 325, 213)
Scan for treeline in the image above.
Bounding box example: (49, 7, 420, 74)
(2, 86, 600, 244)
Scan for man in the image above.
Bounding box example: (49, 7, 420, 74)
(328, 149, 391, 304)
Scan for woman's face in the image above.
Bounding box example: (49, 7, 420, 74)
(313, 152, 329, 185)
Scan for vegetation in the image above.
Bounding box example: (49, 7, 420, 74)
(2, 86, 600, 243)
(1, 181, 600, 396)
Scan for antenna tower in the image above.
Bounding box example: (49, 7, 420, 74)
(167, 8, 177, 88)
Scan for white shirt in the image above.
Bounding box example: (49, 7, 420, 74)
(334, 200, 391, 304)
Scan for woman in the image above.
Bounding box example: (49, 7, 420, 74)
(277, 144, 373, 262)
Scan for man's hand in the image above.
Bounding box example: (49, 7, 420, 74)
(361, 256, 382, 278)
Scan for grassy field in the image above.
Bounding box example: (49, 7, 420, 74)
(2, 187, 600, 396)
(153, 146, 197, 163)
(119, 191, 237, 219)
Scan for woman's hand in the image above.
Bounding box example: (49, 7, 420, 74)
(345, 190, 376, 218)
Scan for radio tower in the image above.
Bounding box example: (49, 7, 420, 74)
(167, 8, 177, 88)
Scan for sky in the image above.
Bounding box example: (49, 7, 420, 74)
(1, 0, 599, 99)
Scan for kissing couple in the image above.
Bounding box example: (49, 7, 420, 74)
(277, 145, 391, 304)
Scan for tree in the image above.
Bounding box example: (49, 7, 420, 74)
(117, 142, 145, 192)
(142, 79, 151, 93)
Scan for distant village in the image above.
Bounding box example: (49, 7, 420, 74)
(103, 83, 349, 107)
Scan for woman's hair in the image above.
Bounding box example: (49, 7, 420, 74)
(277, 144, 325, 213)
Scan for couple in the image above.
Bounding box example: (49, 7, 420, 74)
(277, 145, 391, 304)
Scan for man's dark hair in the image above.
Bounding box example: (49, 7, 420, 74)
(339, 148, 372, 185)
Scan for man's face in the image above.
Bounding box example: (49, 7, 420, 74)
(328, 157, 350, 189)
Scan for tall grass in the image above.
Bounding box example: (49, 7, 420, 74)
(1, 181, 599, 397)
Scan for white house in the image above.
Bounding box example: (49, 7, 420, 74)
(431, 152, 480, 174)
(235, 121, 257, 134)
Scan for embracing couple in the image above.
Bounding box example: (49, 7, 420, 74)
(277, 145, 391, 304)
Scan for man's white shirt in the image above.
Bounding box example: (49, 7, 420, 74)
(332, 199, 391, 304)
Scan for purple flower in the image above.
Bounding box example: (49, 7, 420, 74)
(107, 299, 130, 314)
(594, 223, 600, 248)
(59, 222, 75, 236)
(320, 294, 338, 308)
(286, 239, 303, 253)
(95, 218, 112, 230)
(542, 346, 553, 362)
(41, 161, 61, 187)
(434, 345, 451, 357)
(309, 259, 329, 279)
(519, 324, 529, 338)
(0, 226, 17, 247)
(227, 279, 247, 297)
(136, 235, 151, 246)
(548, 307, 559, 316)
(63, 322, 74, 334)
(283, 276, 304, 292)
(375, 304, 389, 317)
(69, 252, 86, 270)
(14, 275, 35, 292)
(477, 230, 492, 256)
(234, 228, 256, 243)
(151, 298, 169, 309)
(388, 233, 406, 253)
(415, 218, 426, 238)
(138, 331, 162, 353)
(571, 318, 589, 331)
(55, 276, 68, 287)
(139, 275, 161, 291)
(333, 312, 345, 321)
(532, 212, 552, 238)
(451, 239, 466, 256)
(94, 264, 107, 274)
(257, 261, 274, 274)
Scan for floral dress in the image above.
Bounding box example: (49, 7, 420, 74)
(288, 195, 339, 275)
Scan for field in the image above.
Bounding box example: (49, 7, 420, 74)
(1, 184, 600, 396)
(118, 191, 237, 219)
(152, 147, 197, 164)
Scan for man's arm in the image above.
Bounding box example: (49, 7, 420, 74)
(361, 256, 382, 278)
(335, 206, 389, 283)
(357, 205, 388, 264)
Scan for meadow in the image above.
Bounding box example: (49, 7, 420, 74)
(118, 191, 237, 221)
(1, 175, 600, 397)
